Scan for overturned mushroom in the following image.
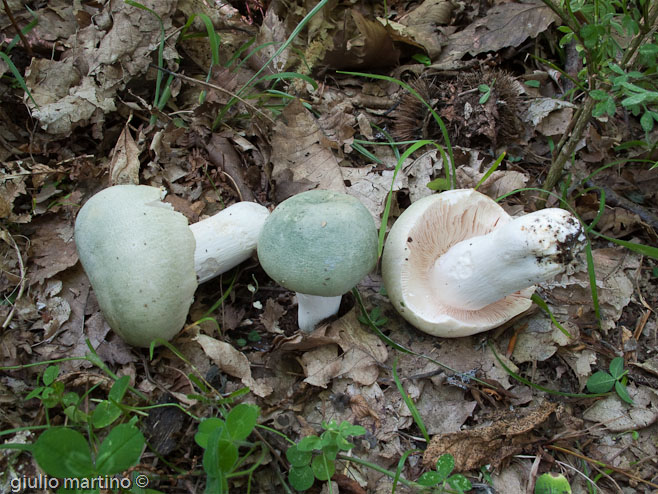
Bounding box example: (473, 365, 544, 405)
(75, 184, 268, 347)
(257, 190, 378, 332)
(382, 189, 584, 337)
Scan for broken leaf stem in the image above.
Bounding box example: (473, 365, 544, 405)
(2, 0, 33, 57)
(538, 96, 596, 208)
(1, 230, 27, 330)
(148, 64, 275, 124)
(547, 445, 658, 489)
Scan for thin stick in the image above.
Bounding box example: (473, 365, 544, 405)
(2, 0, 33, 57)
(148, 64, 275, 124)
(547, 444, 658, 489)
(1, 230, 27, 330)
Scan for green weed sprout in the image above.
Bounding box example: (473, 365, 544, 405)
(286, 420, 366, 491)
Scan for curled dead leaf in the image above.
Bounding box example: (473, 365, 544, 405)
(194, 333, 273, 397)
(423, 401, 558, 471)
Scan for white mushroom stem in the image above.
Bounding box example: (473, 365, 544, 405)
(429, 208, 583, 311)
(190, 202, 269, 283)
(296, 293, 342, 332)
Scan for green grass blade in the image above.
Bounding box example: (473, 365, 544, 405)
(351, 141, 383, 164)
(0, 52, 39, 108)
(590, 232, 658, 259)
(391, 449, 421, 494)
(213, 0, 330, 128)
(258, 72, 318, 90)
(226, 38, 256, 68)
(337, 70, 456, 188)
(392, 358, 430, 443)
(124, 0, 165, 124)
(531, 294, 572, 338)
(475, 152, 506, 191)
(378, 139, 442, 258)
(6, 8, 38, 53)
(489, 341, 608, 398)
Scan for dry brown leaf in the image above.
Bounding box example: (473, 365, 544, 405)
(26, 0, 177, 135)
(393, 0, 453, 58)
(524, 97, 577, 129)
(270, 99, 347, 201)
(0, 175, 30, 224)
(342, 164, 407, 221)
(27, 216, 78, 286)
(324, 10, 400, 70)
(547, 248, 640, 331)
(316, 100, 356, 150)
(511, 312, 578, 363)
(260, 298, 286, 333)
(439, 2, 559, 63)
(457, 166, 529, 198)
(194, 333, 273, 397)
(27, 67, 117, 135)
(583, 385, 658, 432)
(110, 124, 141, 185)
(31, 2, 78, 42)
(423, 401, 558, 471)
(276, 308, 388, 388)
(247, 7, 290, 74)
(350, 394, 381, 427)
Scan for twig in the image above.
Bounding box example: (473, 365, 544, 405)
(148, 64, 275, 124)
(2, 0, 33, 57)
(547, 444, 658, 489)
(537, 96, 595, 208)
(1, 230, 27, 330)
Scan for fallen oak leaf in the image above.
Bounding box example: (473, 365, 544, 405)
(422, 401, 558, 471)
(194, 333, 273, 397)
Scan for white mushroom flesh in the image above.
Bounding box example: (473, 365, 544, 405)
(382, 189, 585, 337)
(190, 202, 270, 283)
(296, 293, 342, 332)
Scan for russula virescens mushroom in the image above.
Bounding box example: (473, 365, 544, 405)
(257, 190, 378, 332)
(534, 472, 572, 494)
(74, 184, 268, 347)
(382, 188, 584, 337)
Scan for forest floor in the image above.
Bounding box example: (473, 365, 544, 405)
(1, 0, 657, 493)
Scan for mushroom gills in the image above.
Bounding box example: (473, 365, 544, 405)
(429, 208, 584, 310)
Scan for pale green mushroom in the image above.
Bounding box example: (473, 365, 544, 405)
(75, 185, 268, 347)
(257, 190, 378, 332)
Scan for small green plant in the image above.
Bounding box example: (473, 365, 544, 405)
(417, 454, 472, 493)
(412, 53, 432, 66)
(537, 0, 658, 196)
(25, 364, 88, 424)
(589, 63, 658, 133)
(586, 356, 634, 405)
(90, 375, 131, 429)
(286, 420, 366, 491)
(478, 82, 493, 104)
(31, 419, 146, 492)
(357, 306, 388, 328)
(195, 403, 263, 494)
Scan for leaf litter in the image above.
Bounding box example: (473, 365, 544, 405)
(1, 0, 657, 493)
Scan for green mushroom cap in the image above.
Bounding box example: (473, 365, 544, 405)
(257, 190, 378, 296)
(75, 185, 197, 347)
(535, 472, 572, 494)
